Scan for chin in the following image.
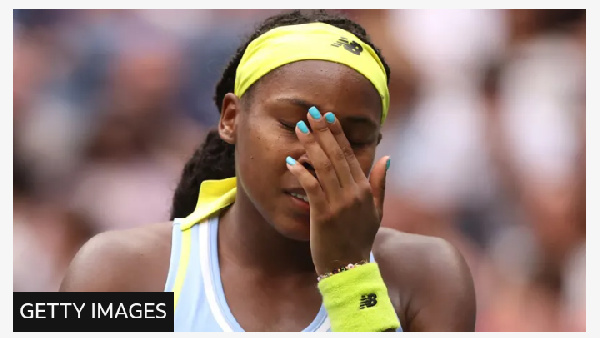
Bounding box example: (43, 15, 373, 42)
(272, 214, 311, 242)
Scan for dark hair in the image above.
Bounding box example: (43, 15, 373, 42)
(170, 9, 391, 220)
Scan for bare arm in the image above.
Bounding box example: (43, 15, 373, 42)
(406, 239, 476, 331)
(60, 224, 171, 292)
(60, 232, 133, 292)
(375, 229, 476, 332)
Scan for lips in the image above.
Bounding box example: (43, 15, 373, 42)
(289, 192, 309, 203)
(284, 188, 310, 207)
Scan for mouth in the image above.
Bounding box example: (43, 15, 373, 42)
(288, 192, 309, 204)
(284, 189, 311, 212)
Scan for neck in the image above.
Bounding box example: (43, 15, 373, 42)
(218, 189, 316, 278)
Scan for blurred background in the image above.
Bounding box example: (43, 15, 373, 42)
(13, 9, 585, 331)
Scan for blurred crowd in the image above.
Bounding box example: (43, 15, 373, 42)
(13, 9, 585, 332)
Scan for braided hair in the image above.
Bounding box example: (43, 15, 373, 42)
(170, 10, 391, 219)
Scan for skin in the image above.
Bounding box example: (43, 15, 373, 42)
(60, 60, 476, 332)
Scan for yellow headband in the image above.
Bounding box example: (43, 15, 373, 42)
(234, 22, 390, 124)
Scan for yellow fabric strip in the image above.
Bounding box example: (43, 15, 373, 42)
(234, 22, 390, 124)
(173, 228, 192, 310)
(180, 177, 237, 231)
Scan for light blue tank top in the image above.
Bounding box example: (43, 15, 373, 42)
(164, 216, 402, 332)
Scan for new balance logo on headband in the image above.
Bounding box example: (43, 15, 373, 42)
(331, 37, 363, 55)
(359, 293, 377, 309)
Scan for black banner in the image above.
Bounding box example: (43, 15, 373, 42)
(13, 292, 174, 332)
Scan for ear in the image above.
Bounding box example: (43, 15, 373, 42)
(219, 93, 241, 145)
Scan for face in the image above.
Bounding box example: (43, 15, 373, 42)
(219, 60, 382, 241)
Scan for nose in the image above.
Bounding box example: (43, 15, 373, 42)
(297, 153, 317, 178)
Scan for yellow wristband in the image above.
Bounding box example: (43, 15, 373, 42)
(318, 262, 400, 332)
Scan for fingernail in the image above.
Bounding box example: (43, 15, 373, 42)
(386, 158, 391, 171)
(286, 156, 296, 166)
(297, 120, 309, 134)
(308, 106, 321, 120)
(324, 112, 335, 124)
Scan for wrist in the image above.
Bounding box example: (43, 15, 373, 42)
(317, 260, 368, 281)
(314, 252, 371, 276)
(317, 262, 400, 332)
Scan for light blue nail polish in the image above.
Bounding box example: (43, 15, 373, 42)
(308, 106, 321, 120)
(325, 112, 335, 124)
(297, 120, 309, 134)
(286, 156, 296, 166)
(386, 158, 391, 171)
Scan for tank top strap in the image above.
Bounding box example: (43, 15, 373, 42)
(164, 218, 199, 310)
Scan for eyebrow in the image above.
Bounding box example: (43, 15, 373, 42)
(275, 97, 314, 110)
(274, 97, 378, 129)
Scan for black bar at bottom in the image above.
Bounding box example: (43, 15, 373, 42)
(13, 292, 174, 332)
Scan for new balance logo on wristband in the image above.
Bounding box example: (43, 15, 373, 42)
(331, 37, 363, 55)
(359, 293, 377, 309)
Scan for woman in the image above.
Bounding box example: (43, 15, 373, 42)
(60, 10, 476, 332)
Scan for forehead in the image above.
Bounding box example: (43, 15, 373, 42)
(248, 60, 382, 123)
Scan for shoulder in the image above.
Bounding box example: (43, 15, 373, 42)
(373, 227, 470, 280)
(59, 222, 174, 292)
(373, 227, 476, 331)
(373, 227, 471, 301)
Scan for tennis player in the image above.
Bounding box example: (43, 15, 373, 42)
(61, 10, 476, 332)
